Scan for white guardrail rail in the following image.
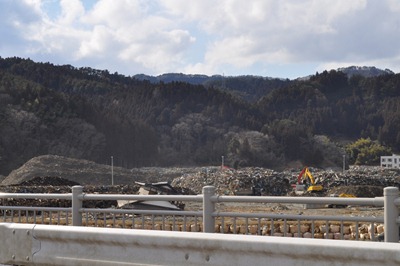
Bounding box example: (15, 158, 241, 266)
(1, 223, 400, 266)
(0, 186, 399, 265)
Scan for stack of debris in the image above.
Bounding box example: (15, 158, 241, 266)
(0, 176, 140, 209)
(171, 167, 292, 196)
(171, 166, 400, 197)
(18, 176, 80, 186)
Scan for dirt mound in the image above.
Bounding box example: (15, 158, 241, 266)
(1, 155, 138, 186)
(1, 155, 197, 186)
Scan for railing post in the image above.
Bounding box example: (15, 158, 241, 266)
(384, 186, 399, 242)
(203, 186, 215, 233)
(72, 186, 83, 226)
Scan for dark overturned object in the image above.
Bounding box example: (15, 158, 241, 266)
(117, 182, 185, 210)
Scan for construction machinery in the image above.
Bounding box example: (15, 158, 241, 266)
(295, 167, 323, 192)
(328, 193, 356, 208)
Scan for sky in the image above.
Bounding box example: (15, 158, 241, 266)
(1, 0, 400, 79)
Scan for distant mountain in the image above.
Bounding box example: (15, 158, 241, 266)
(134, 73, 290, 102)
(337, 66, 394, 77)
(298, 66, 395, 81)
(134, 73, 212, 85)
(134, 73, 283, 84)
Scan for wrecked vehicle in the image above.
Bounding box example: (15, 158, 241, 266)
(117, 181, 185, 210)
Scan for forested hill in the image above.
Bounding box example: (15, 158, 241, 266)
(0, 57, 399, 176)
(134, 73, 290, 103)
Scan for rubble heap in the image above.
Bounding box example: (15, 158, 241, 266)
(10, 165, 397, 198)
(0, 177, 140, 209)
(171, 166, 400, 197)
(4, 155, 399, 199)
(171, 167, 292, 195)
(17, 176, 80, 186)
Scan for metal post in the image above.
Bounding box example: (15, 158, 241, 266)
(342, 155, 346, 172)
(72, 186, 83, 226)
(111, 156, 114, 185)
(384, 187, 399, 242)
(203, 186, 216, 233)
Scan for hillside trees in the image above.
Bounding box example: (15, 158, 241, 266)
(2, 57, 400, 174)
(0, 107, 43, 174)
(346, 138, 392, 165)
(310, 135, 345, 168)
(226, 131, 283, 168)
(262, 119, 312, 161)
(0, 69, 110, 174)
(47, 117, 106, 161)
(204, 75, 290, 102)
(80, 79, 263, 167)
(379, 98, 400, 151)
(163, 113, 226, 165)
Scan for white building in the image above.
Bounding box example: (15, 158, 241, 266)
(381, 154, 400, 168)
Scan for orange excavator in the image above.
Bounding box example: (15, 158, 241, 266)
(296, 167, 323, 192)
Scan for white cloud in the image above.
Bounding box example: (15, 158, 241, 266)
(58, 0, 85, 25)
(387, 0, 400, 12)
(119, 29, 195, 72)
(77, 25, 114, 58)
(0, 0, 399, 77)
(83, 0, 145, 27)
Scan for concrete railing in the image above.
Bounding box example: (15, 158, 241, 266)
(1, 186, 399, 242)
(1, 223, 400, 266)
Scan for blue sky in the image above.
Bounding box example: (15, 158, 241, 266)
(1, 0, 400, 79)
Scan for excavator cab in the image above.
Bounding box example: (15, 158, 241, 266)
(296, 167, 323, 192)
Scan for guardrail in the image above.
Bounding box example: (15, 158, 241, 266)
(1, 223, 400, 266)
(1, 186, 399, 242)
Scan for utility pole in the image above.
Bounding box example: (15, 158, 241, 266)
(342, 154, 346, 172)
(111, 156, 114, 185)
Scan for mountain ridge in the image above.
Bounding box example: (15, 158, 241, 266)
(134, 66, 395, 84)
(0, 57, 399, 177)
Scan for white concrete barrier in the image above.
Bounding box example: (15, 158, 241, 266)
(1, 223, 400, 266)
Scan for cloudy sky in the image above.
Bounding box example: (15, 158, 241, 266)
(1, 0, 400, 79)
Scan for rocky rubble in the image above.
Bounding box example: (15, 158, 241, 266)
(0, 176, 140, 209)
(4, 155, 400, 199)
(2, 154, 400, 204)
(171, 166, 400, 197)
(171, 167, 292, 195)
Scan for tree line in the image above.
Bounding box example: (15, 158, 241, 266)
(0, 57, 398, 175)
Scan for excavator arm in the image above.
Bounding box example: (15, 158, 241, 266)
(304, 168, 316, 185)
(297, 167, 307, 185)
(297, 167, 323, 192)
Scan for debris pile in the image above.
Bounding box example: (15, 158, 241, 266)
(4, 155, 399, 199)
(171, 166, 400, 197)
(17, 176, 80, 186)
(308, 166, 400, 197)
(0, 177, 140, 209)
(1, 162, 400, 210)
(171, 167, 292, 195)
